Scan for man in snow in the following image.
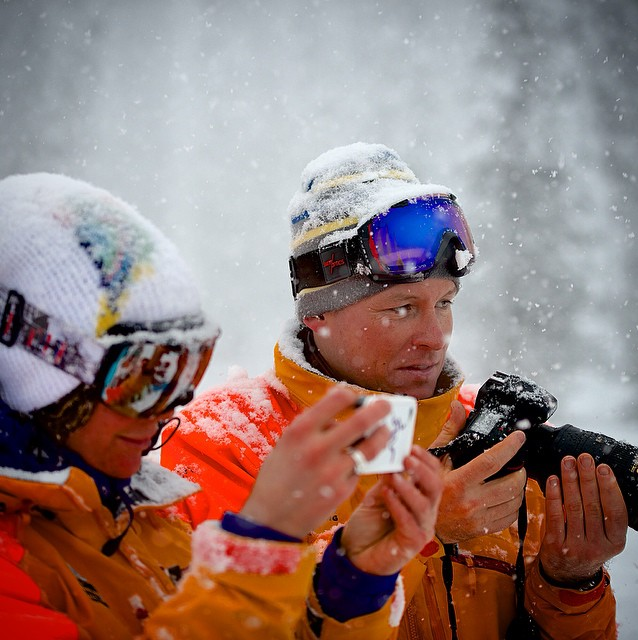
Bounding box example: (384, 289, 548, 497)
(162, 143, 628, 639)
(0, 172, 443, 639)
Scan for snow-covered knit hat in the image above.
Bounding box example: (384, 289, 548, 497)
(0, 173, 204, 414)
(288, 142, 462, 320)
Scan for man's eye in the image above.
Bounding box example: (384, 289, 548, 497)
(392, 305, 411, 317)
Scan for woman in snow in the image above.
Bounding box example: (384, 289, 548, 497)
(0, 172, 443, 639)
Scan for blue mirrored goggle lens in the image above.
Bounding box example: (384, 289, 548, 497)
(364, 196, 475, 276)
(100, 339, 214, 418)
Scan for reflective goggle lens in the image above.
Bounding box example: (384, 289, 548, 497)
(100, 337, 215, 418)
(288, 194, 476, 297)
(364, 196, 475, 277)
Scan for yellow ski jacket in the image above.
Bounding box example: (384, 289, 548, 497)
(0, 452, 320, 639)
(162, 339, 618, 640)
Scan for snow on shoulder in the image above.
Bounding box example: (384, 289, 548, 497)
(178, 366, 290, 460)
(132, 458, 200, 506)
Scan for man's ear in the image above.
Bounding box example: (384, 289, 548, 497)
(302, 314, 325, 331)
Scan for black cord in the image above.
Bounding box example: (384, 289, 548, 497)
(515, 491, 528, 616)
(101, 490, 135, 556)
(442, 543, 459, 640)
(505, 482, 540, 640)
(146, 416, 181, 453)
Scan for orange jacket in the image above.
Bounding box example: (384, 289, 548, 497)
(0, 454, 323, 640)
(162, 339, 618, 640)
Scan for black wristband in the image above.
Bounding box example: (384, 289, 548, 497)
(539, 562, 604, 592)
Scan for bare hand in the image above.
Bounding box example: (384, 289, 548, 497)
(240, 387, 391, 539)
(429, 399, 467, 449)
(340, 446, 443, 575)
(539, 453, 628, 584)
(435, 417, 528, 544)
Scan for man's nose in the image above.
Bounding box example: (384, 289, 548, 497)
(410, 315, 448, 350)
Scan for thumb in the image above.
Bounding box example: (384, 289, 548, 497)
(430, 400, 466, 449)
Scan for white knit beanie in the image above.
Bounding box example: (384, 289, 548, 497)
(0, 173, 204, 413)
(288, 142, 458, 320)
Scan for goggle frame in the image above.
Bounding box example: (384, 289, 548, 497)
(0, 285, 218, 419)
(289, 194, 476, 298)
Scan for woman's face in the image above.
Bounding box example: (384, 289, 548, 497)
(65, 403, 167, 478)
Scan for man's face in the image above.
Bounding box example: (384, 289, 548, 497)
(307, 278, 457, 400)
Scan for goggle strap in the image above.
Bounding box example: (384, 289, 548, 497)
(1, 285, 217, 419)
(0, 285, 103, 384)
(0, 287, 24, 347)
(290, 239, 357, 296)
(290, 196, 474, 296)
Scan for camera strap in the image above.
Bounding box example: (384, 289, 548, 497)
(441, 543, 459, 640)
(505, 482, 541, 640)
(515, 489, 528, 611)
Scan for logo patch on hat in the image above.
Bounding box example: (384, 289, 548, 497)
(320, 247, 350, 284)
(291, 210, 310, 225)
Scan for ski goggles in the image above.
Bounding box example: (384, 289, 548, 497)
(94, 321, 217, 418)
(1, 286, 218, 418)
(289, 194, 476, 297)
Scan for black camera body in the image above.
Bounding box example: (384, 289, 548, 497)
(430, 371, 638, 531)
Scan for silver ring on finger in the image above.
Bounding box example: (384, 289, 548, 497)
(346, 447, 368, 475)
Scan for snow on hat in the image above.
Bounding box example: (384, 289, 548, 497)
(288, 142, 458, 319)
(0, 172, 203, 413)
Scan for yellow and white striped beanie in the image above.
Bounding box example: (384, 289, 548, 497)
(288, 142, 453, 319)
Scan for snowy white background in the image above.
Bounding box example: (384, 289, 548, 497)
(1, 0, 637, 635)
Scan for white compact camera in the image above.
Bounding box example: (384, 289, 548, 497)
(355, 394, 417, 474)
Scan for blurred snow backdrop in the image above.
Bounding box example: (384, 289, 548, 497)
(1, 0, 637, 634)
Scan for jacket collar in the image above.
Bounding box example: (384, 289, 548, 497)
(0, 400, 199, 515)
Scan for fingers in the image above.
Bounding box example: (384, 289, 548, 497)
(383, 476, 435, 548)
(545, 455, 601, 547)
(557, 455, 628, 540)
(429, 400, 466, 448)
(557, 456, 588, 545)
(406, 446, 444, 491)
(469, 468, 526, 533)
(461, 430, 526, 483)
(351, 422, 391, 465)
(403, 447, 444, 502)
(596, 463, 628, 546)
(543, 473, 566, 546)
(574, 455, 604, 540)
(285, 386, 360, 439)
(541, 454, 628, 583)
(284, 387, 391, 472)
(434, 442, 527, 544)
(321, 394, 391, 451)
(561, 453, 625, 540)
(390, 449, 443, 529)
(571, 454, 627, 547)
(484, 468, 527, 508)
(380, 454, 444, 553)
